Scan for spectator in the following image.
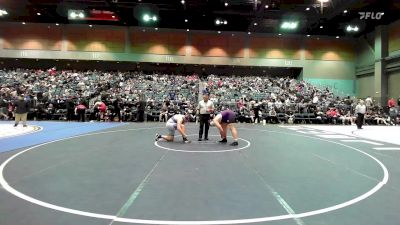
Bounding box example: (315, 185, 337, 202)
(159, 102, 168, 122)
(388, 98, 396, 108)
(268, 108, 278, 124)
(75, 101, 87, 122)
(66, 96, 75, 121)
(113, 97, 122, 122)
(94, 99, 107, 121)
(13, 95, 30, 127)
(389, 106, 398, 125)
(365, 96, 373, 110)
(136, 93, 146, 122)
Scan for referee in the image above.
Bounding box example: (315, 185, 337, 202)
(197, 92, 214, 141)
(355, 100, 366, 129)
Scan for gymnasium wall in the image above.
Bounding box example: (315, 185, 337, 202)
(387, 19, 400, 99)
(2, 23, 63, 51)
(356, 37, 375, 68)
(354, 19, 400, 99)
(0, 22, 356, 95)
(357, 75, 375, 98)
(389, 20, 400, 56)
(388, 71, 400, 98)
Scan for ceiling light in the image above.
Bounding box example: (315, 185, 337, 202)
(336, 36, 339, 39)
(37, 12, 41, 16)
(112, 15, 115, 18)
(306, 7, 310, 11)
(218, 31, 221, 34)
(320, 25, 323, 28)
(55, 23, 59, 26)
(265, 5, 269, 8)
(224, 2, 228, 6)
(68, 10, 85, 20)
(318, 0, 329, 2)
(186, 29, 190, 32)
(232, 34, 235, 36)
(181, 0, 185, 4)
(143, 14, 150, 22)
(346, 25, 360, 32)
(185, 19, 188, 22)
(0, 9, 8, 16)
(89, 24, 93, 27)
(281, 21, 298, 29)
(215, 19, 227, 26)
(22, 22, 26, 25)
(152, 16, 157, 21)
(248, 32, 251, 35)
(343, 9, 348, 13)
(70, 12, 77, 18)
(307, 34, 311, 37)
(155, 27, 158, 30)
(278, 33, 282, 36)
(254, 22, 258, 26)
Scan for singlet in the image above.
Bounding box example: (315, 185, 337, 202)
(221, 110, 236, 123)
(167, 114, 185, 123)
(167, 114, 185, 128)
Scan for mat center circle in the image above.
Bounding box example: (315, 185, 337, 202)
(154, 134, 251, 152)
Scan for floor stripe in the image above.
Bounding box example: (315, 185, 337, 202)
(373, 147, 400, 151)
(270, 190, 306, 225)
(312, 153, 380, 183)
(305, 131, 336, 135)
(109, 152, 168, 225)
(238, 152, 306, 225)
(296, 131, 310, 134)
(341, 140, 384, 146)
(317, 135, 354, 139)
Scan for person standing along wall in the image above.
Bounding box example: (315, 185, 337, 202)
(14, 95, 30, 127)
(136, 93, 146, 122)
(66, 96, 75, 121)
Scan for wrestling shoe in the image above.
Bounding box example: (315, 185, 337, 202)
(219, 138, 227, 143)
(155, 133, 161, 141)
(183, 137, 191, 144)
(230, 141, 238, 146)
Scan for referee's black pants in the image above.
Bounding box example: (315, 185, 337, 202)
(356, 113, 364, 129)
(199, 114, 211, 139)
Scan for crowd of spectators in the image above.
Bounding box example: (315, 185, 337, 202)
(204, 74, 400, 125)
(0, 67, 399, 126)
(0, 68, 199, 122)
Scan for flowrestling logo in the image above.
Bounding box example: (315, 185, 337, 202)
(359, 12, 385, 20)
